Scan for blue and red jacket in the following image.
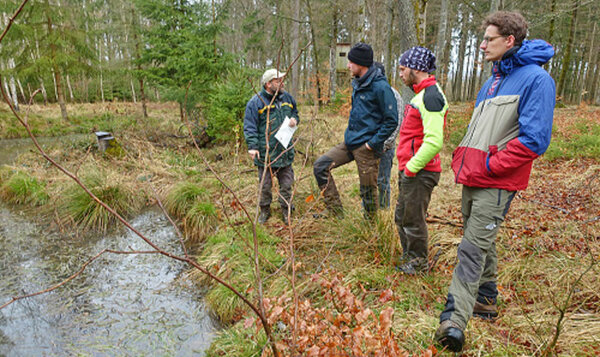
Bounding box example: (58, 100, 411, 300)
(452, 40, 556, 191)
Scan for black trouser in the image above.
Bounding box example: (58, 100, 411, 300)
(258, 165, 294, 211)
(394, 170, 440, 260)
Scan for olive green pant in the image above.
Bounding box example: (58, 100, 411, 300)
(440, 186, 516, 330)
(313, 142, 380, 215)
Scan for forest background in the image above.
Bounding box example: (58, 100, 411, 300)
(0, 0, 599, 356)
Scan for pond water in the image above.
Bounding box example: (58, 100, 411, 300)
(0, 207, 218, 356)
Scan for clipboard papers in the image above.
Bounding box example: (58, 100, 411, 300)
(274, 116, 297, 148)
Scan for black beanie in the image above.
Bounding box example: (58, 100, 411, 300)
(348, 42, 373, 67)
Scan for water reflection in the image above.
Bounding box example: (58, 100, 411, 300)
(0, 207, 217, 356)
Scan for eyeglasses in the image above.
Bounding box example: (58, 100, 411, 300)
(482, 35, 505, 44)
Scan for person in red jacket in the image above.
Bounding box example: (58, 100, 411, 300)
(394, 46, 448, 275)
(435, 12, 556, 353)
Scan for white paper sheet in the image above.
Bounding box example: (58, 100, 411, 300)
(274, 116, 297, 149)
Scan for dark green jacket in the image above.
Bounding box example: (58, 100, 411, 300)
(243, 89, 299, 167)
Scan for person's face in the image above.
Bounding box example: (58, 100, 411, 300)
(266, 77, 284, 94)
(480, 25, 514, 62)
(347, 60, 364, 77)
(398, 65, 417, 87)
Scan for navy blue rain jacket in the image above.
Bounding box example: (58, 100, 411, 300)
(344, 66, 398, 154)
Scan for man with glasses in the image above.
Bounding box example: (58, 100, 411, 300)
(435, 11, 556, 352)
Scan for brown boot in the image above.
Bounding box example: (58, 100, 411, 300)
(473, 301, 498, 320)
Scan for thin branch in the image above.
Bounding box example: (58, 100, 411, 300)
(1, 248, 159, 310)
(0, 0, 29, 44)
(149, 180, 189, 259)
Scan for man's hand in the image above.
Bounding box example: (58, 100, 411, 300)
(248, 149, 260, 160)
(288, 118, 297, 127)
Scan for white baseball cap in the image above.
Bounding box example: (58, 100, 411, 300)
(261, 69, 286, 86)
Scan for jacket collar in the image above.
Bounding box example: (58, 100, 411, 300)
(412, 76, 437, 93)
(353, 65, 377, 90)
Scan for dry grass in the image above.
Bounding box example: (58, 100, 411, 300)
(3, 102, 599, 355)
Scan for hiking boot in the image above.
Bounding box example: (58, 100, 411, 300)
(435, 319, 465, 353)
(396, 258, 428, 275)
(258, 208, 271, 224)
(473, 301, 498, 320)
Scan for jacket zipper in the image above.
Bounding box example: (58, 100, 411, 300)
(454, 75, 507, 183)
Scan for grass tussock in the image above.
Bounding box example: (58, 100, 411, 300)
(58, 170, 145, 232)
(192, 227, 285, 323)
(164, 181, 220, 245)
(0, 169, 49, 206)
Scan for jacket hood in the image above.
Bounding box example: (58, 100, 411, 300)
(497, 39, 554, 74)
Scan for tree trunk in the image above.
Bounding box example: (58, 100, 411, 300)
(470, 43, 482, 100)
(290, 0, 300, 98)
(100, 72, 105, 103)
(357, 0, 366, 41)
(434, 0, 449, 72)
(46, 8, 67, 120)
(582, 19, 596, 103)
(9, 76, 20, 111)
(39, 78, 48, 105)
(415, 0, 427, 46)
(328, 0, 338, 102)
(16, 77, 27, 104)
(130, 79, 137, 103)
(396, 0, 418, 102)
(66, 74, 74, 102)
(396, 0, 417, 51)
(385, 0, 395, 84)
(453, 6, 468, 101)
(481, 0, 502, 86)
(305, 0, 322, 107)
(557, 0, 578, 99)
(132, 7, 148, 118)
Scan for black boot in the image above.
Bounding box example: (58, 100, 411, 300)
(258, 207, 271, 224)
(435, 319, 465, 352)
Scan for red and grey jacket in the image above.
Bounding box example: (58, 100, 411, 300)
(452, 40, 556, 191)
(396, 76, 447, 176)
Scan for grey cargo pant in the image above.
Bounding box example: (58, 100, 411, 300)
(258, 165, 294, 211)
(440, 186, 516, 330)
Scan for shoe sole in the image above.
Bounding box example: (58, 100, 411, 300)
(473, 311, 498, 320)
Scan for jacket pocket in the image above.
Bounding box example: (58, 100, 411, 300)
(486, 145, 498, 176)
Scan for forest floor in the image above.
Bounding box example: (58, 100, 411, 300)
(0, 101, 599, 356)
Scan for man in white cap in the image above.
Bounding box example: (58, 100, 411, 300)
(243, 69, 299, 224)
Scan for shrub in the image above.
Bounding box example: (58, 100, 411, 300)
(203, 68, 257, 143)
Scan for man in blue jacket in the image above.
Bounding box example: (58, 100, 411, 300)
(435, 11, 556, 352)
(313, 43, 398, 218)
(244, 69, 299, 224)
